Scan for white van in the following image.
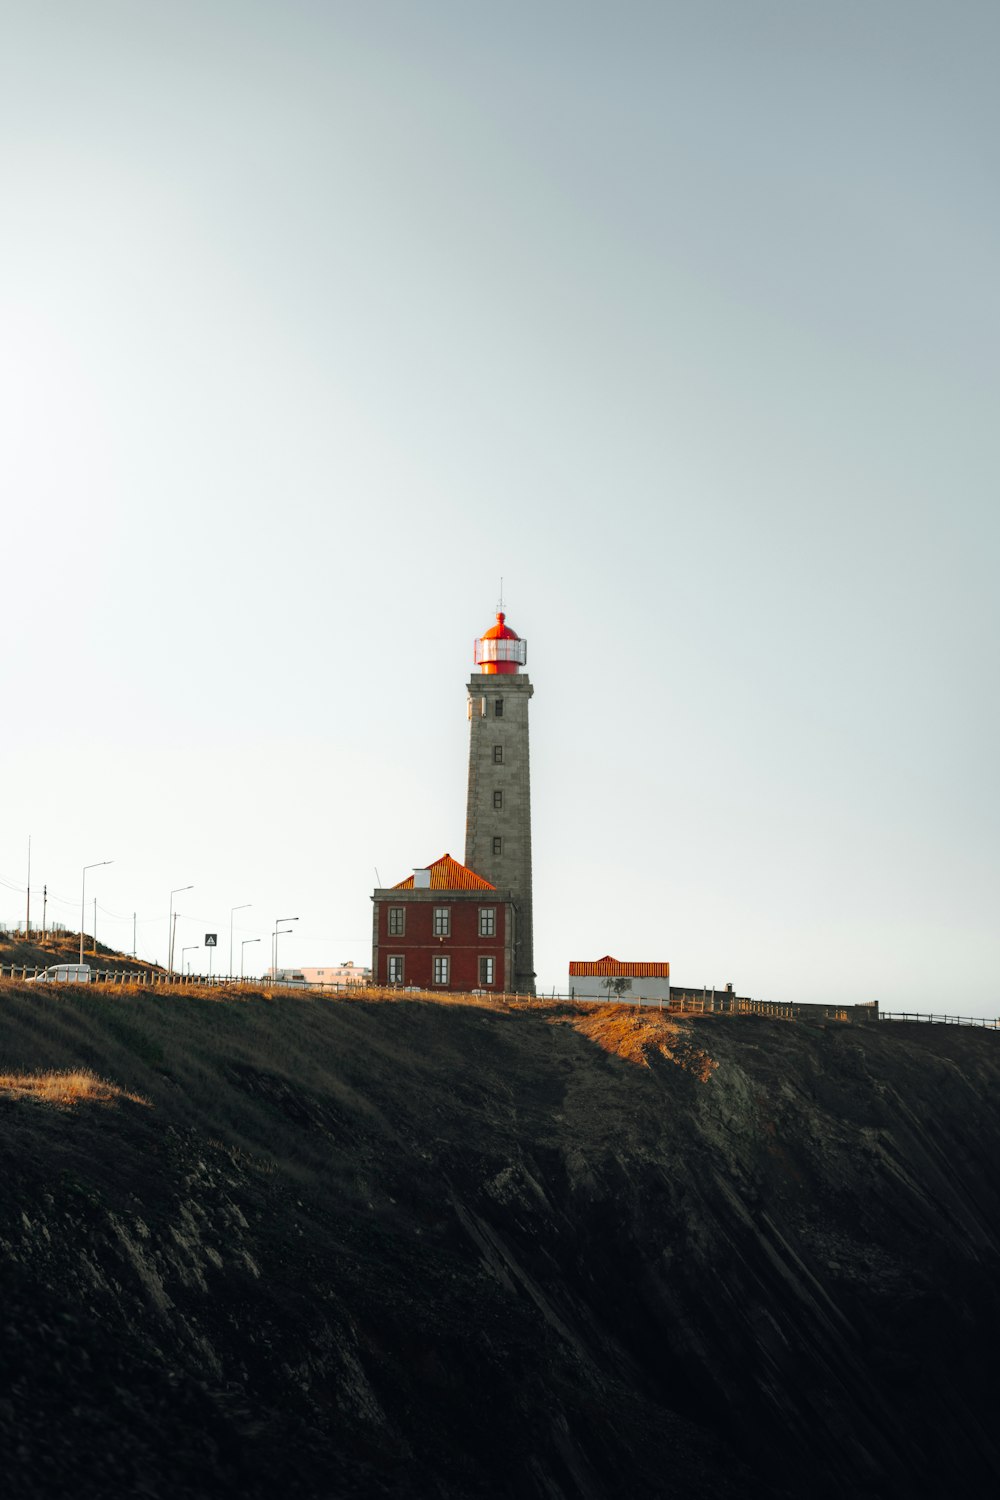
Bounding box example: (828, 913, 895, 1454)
(28, 963, 92, 984)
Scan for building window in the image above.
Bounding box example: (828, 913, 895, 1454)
(387, 955, 404, 984)
(492, 836, 502, 856)
(493, 744, 503, 763)
(388, 906, 405, 936)
(433, 955, 449, 985)
(479, 907, 496, 938)
(479, 956, 495, 986)
(494, 699, 504, 717)
(432, 906, 450, 937)
(493, 789, 503, 809)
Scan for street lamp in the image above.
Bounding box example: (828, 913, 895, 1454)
(272, 916, 298, 980)
(230, 903, 251, 978)
(181, 944, 199, 976)
(271, 930, 294, 983)
(168, 885, 193, 975)
(241, 936, 261, 979)
(81, 861, 113, 964)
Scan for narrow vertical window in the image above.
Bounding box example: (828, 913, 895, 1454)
(432, 907, 450, 937)
(478, 907, 496, 938)
(492, 836, 502, 856)
(493, 744, 503, 764)
(494, 699, 504, 717)
(387, 955, 404, 984)
(388, 907, 405, 936)
(479, 956, 495, 986)
(433, 955, 450, 985)
(493, 789, 503, 810)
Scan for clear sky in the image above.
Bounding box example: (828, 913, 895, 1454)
(2, 2, 997, 1013)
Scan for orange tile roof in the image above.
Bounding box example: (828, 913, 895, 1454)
(569, 956, 670, 979)
(392, 853, 497, 891)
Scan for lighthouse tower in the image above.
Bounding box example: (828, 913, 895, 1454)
(465, 611, 535, 993)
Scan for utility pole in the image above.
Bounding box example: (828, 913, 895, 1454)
(42, 884, 47, 942)
(133, 912, 137, 959)
(25, 835, 30, 936)
(93, 897, 97, 957)
(168, 885, 193, 976)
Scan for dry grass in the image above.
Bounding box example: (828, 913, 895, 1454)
(0, 1069, 150, 1108)
(568, 1006, 720, 1081)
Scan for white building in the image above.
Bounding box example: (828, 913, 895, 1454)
(268, 962, 372, 988)
(300, 962, 371, 988)
(568, 955, 671, 1005)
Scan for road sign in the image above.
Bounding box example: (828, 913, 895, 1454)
(205, 933, 217, 947)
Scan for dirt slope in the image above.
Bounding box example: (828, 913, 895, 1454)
(1, 987, 998, 1499)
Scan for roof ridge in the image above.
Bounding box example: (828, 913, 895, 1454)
(392, 852, 497, 891)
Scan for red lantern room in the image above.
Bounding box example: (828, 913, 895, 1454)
(473, 612, 528, 675)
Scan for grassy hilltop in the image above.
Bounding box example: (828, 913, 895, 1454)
(0, 931, 155, 976)
(1, 978, 999, 1499)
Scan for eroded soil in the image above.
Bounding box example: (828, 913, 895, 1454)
(1, 987, 998, 1498)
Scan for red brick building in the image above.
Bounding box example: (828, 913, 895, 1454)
(371, 853, 516, 992)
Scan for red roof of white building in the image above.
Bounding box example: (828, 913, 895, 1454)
(569, 955, 670, 978)
(392, 853, 497, 892)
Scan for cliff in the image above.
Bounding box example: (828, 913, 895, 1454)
(1, 987, 998, 1498)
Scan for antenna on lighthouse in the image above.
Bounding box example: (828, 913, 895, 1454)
(497, 577, 503, 613)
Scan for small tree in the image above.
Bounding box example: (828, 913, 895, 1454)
(602, 975, 632, 1002)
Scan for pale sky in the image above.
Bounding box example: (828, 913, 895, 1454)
(2, 2, 997, 1013)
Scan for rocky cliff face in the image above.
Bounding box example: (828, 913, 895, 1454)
(1, 988, 998, 1499)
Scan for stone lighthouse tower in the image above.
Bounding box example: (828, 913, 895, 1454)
(465, 610, 535, 993)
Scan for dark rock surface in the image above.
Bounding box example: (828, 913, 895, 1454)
(1, 988, 998, 1498)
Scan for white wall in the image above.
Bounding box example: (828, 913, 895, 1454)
(300, 964, 371, 986)
(568, 974, 671, 1004)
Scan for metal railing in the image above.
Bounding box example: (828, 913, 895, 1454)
(879, 1011, 999, 1029)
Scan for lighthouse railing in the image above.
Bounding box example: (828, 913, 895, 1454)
(474, 638, 527, 666)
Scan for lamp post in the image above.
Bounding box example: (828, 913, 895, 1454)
(229, 903, 251, 978)
(81, 861, 113, 964)
(181, 944, 199, 977)
(167, 885, 193, 975)
(271, 929, 294, 983)
(272, 917, 298, 980)
(241, 936, 261, 979)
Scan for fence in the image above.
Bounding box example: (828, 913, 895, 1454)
(0, 968, 995, 1029)
(878, 1011, 999, 1029)
(0, 966, 366, 991)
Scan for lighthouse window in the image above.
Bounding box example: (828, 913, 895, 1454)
(479, 907, 496, 937)
(388, 907, 405, 936)
(493, 789, 503, 809)
(432, 907, 450, 937)
(493, 745, 503, 764)
(494, 699, 504, 717)
(492, 836, 503, 856)
(387, 955, 404, 984)
(433, 955, 450, 985)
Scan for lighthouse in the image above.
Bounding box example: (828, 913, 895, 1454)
(465, 611, 535, 993)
